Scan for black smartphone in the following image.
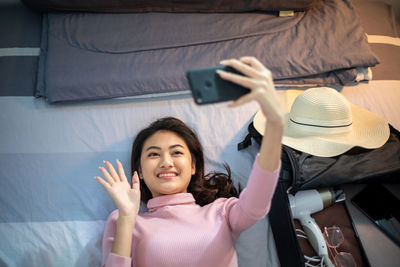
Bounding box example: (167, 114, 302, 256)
(351, 184, 400, 247)
(186, 66, 249, 105)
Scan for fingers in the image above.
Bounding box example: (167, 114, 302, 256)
(239, 56, 268, 72)
(218, 57, 273, 91)
(131, 171, 140, 190)
(219, 57, 279, 116)
(116, 159, 128, 182)
(98, 160, 127, 186)
(220, 57, 272, 81)
(220, 58, 264, 79)
(104, 160, 121, 181)
(217, 69, 260, 90)
(132, 171, 139, 183)
(99, 165, 115, 185)
(95, 176, 111, 189)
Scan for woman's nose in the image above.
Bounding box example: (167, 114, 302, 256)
(159, 154, 173, 168)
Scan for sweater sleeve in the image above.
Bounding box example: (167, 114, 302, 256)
(225, 153, 280, 236)
(101, 210, 132, 267)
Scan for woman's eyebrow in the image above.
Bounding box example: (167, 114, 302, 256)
(145, 144, 184, 151)
(145, 146, 160, 151)
(169, 144, 184, 150)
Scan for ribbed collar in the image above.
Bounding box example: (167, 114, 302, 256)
(147, 193, 196, 212)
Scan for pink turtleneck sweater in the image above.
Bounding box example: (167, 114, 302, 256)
(101, 155, 280, 267)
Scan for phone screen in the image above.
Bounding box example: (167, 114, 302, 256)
(186, 66, 249, 105)
(351, 184, 400, 247)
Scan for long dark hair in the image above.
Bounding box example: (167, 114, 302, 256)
(131, 117, 240, 206)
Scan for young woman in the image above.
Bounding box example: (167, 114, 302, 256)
(95, 57, 284, 267)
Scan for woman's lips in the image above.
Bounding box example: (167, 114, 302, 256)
(157, 172, 178, 180)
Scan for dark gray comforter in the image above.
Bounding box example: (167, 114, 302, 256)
(36, 0, 379, 103)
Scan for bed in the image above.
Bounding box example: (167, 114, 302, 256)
(0, 0, 399, 266)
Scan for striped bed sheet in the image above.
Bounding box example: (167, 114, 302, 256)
(0, 1, 399, 267)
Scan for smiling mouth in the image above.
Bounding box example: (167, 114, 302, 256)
(157, 173, 178, 180)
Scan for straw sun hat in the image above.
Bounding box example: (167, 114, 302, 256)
(254, 87, 390, 157)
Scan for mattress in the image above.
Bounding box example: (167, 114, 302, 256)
(0, 0, 399, 267)
(0, 4, 278, 264)
(0, 95, 279, 267)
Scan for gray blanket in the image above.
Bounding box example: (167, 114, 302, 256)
(36, 0, 379, 103)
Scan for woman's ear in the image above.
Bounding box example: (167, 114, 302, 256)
(138, 166, 143, 179)
(191, 160, 196, 175)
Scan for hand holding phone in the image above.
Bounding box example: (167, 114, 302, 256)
(199, 57, 283, 171)
(187, 57, 284, 134)
(186, 66, 249, 105)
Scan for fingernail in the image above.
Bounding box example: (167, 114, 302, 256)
(98, 166, 102, 169)
(219, 60, 228, 65)
(116, 159, 120, 163)
(103, 160, 106, 164)
(94, 176, 98, 179)
(216, 69, 223, 75)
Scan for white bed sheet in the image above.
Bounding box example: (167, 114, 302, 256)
(0, 95, 279, 267)
(341, 80, 400, 130)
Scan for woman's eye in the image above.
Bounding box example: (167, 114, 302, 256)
(173, 151, 183, 155)
(148, 152, 159, 157)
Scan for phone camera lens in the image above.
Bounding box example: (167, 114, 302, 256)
(205, 80, 212, 89)
(195, 91, 203, 103)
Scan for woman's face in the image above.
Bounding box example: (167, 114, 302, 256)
(139, 130, 196, 198)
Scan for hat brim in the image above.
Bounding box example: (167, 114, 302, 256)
(254, 89, 390, 157)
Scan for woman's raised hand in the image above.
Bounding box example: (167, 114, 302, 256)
(219, 57, 283, 171)
(95, 160, 141, 218)
(218, 57, 284, 125)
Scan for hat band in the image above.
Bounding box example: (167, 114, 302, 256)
(290, 118, 352, 128)
(289, 118, 352, 135)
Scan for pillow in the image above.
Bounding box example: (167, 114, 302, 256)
(21, 0, 321, 13)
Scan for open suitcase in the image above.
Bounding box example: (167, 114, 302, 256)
(239, 123, 400, 266)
